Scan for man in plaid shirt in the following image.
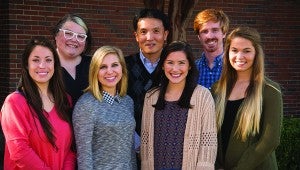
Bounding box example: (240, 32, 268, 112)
(193, 9, 230, 89)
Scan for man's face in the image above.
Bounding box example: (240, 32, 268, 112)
(198, 21, 226, 53)
(135, 18, 169, 58)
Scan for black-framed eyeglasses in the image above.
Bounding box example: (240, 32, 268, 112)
(59, 29, 87, 42)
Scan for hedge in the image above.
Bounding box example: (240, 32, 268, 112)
(276, 116, 300, 169)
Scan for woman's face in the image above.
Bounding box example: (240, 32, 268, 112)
(163, 51, 190, 86)
(97, 53, 122, 95)
(55, 21, 87, 59)
(28, 45, 54, 87)
(229, 37, 256, 75)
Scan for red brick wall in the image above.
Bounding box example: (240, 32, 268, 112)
(1, 0, 299, 116)
(0, 1, 9, 111)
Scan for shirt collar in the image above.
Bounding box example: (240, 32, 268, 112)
(201, 52, 223, 65)
(102, 91, 121, 105)
(139, 50, 160, 73)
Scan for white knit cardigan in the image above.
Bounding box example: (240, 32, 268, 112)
(141, 85, 217, 170)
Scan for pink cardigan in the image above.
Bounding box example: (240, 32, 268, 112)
(1, 92, 76, 170)
(141, 85, 217, 170)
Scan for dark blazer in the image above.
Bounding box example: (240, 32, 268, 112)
(125, 53, 158, 135)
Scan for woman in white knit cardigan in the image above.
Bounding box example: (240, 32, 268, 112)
(141, 41, 217, 170)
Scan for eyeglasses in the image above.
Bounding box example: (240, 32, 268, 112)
(59, 29, 87, 42)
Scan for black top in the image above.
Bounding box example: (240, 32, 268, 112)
(125, 53, 159, 135)
(221, 98, 244, 155)
(154, 101, 188, 170)
(62, 55, 91, 105)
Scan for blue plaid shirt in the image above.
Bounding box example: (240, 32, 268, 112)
(195, 53, 223, 89)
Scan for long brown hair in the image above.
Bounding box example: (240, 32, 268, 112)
(214, 27, 265, 141)
(18, 36, 72, 150)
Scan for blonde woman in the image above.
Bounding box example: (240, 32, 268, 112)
(212, 27, 283, 169)
(72, 46, 136, 169)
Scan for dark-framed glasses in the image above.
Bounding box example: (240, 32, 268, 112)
(59, 29, 87, 42)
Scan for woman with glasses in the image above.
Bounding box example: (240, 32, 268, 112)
(52, 13, 92, 104)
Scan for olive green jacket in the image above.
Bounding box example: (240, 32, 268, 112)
(212, 78, 283, 170)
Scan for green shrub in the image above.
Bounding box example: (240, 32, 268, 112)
(276, 116, 300, 170)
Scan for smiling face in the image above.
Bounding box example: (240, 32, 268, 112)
(163, 51, 190, 86)
(55, 21, 86, 59)
(98, 53, 123, 95)
(28, 45, 55, 88)
(198, 21, 226, 55)
(229, 37, 256, 75)
(135, 18, 169, 60)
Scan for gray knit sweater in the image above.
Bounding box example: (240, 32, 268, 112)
(73, 92, 137, 170)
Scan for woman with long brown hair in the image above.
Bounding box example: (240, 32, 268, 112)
(1, 36, 75, 169)
(212, 27, 283, 169)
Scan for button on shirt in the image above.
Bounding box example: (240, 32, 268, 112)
(102, 91, 121, 105)
(140, 51, 159, 74)
(195, 53, 223, 89)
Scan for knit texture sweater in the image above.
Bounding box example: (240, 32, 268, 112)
(141, 85, 217, 170)
(72, 92, 137, 170)
(125, 53, 159, 135)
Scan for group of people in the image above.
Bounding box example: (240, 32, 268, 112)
(0, 7, 283, 170)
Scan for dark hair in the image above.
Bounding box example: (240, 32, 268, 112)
(153, 41, 199, 110)
(133, 8, 170, 31)
(18, 36, 72, 150)
(52, 13, 92, 55)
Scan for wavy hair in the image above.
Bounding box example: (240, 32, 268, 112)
(214, 27, 265, 141)
(18, 36, 72, 150)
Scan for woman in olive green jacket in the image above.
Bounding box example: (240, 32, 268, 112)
(212, 27, 283, 170)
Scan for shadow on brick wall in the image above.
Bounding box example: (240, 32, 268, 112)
(0, 0, 9, 169)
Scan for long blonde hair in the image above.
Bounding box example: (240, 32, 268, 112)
(85, 46, 128, 100)
(214, 27, 265, 141)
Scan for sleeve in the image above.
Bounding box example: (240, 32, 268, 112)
(129, 97, 138, 169)
(233, 85, 283, 170)
(131, 133, 138, 169)
(63, 150, 76, 170)
(1, 94, 51, 169)
(72, 98, 95, 170)
(140, 91, 156, 169)
(197, 89, 218, 170)
(63, 93, 77, 170)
